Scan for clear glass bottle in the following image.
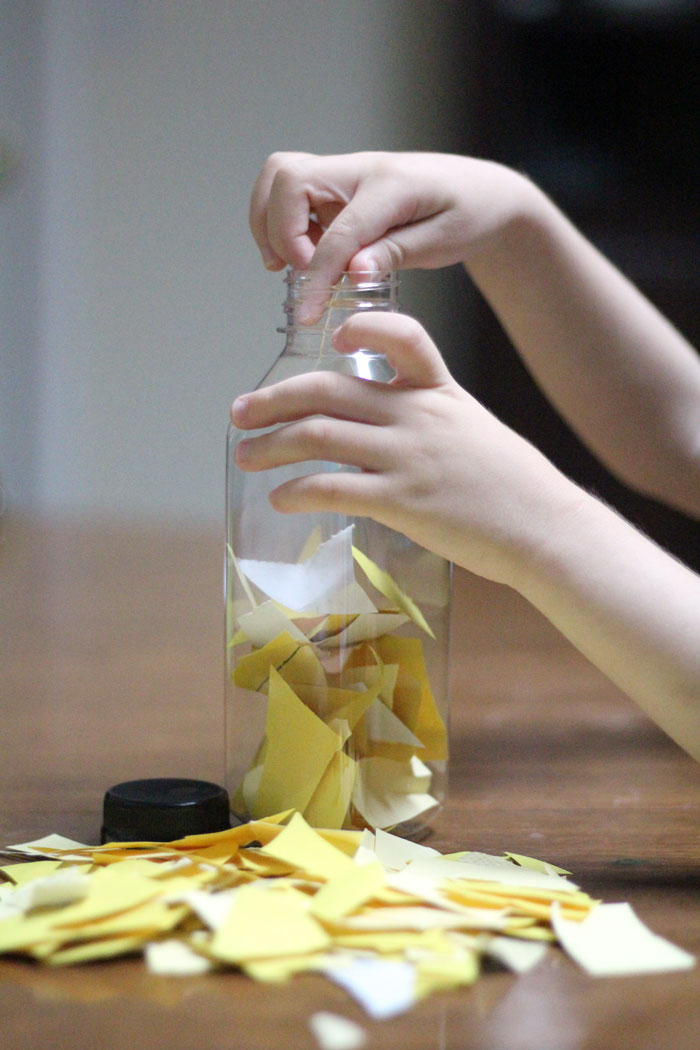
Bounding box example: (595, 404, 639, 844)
(225, 271, 451, 838)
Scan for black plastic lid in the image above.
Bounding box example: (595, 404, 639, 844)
(101, 778, 230, 843)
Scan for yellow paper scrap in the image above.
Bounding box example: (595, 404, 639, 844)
(304, 750, 357, 830)
(309, 861, 386, 924)
(259, 812, 353, 881)
(352, 546, 434, 638)
(209, 884, 331, 965)
(253, 670, 345, 818)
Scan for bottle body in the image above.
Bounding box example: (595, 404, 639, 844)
(225, 273, 451, 837)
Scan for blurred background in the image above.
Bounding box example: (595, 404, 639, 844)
(2, 0, 699, 564)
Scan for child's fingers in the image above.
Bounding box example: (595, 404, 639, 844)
(332, 312, 452, 389)
(269, 468, 388, 519)
(231, 371, 395, 431)
(249, 152, 319, 271)
(235, 415, 393, 475)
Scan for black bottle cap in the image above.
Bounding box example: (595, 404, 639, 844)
(101, 778, 230, 844)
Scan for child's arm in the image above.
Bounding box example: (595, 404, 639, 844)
(232, 313, 700, 762)
(251, 151, 700, 518)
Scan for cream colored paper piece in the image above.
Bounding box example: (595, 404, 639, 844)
(237, 601, 309, 646)
(403, 854, 580, 893)
(373, 828, 440, 872)
(5, 834, 91, 860)
(363, 699, 424, 748)
(551, 901, 696, 977)
(145, 938, 214, 976)
(504, 852, 572, 876)
(5, 869, 91, 913)
(227, 542, 258, 610)
(309, 1012, 368, 1050)
(351, 756, 438, 830)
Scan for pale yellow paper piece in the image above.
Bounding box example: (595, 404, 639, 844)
(414, 948, 480, 999)
(5, 834, 91, 860)
(309, 861, 386, 924)
(209, 884, 331, 965)
(0, 860, 65, 885)
(237, 601, 309, 647)
(243, 950, 333, 983)
(317, 613, 409, 649)
(505, 852, 572, 876)
(352, 546, 434, 637)
(351, 756, 438, 831)
(303, 750, 357, 830)
(363, 698, 424, 749)
(259, 812, 353, 881)
(227, 542, 258, 610)
(253, 670, 344, 818)
(233, 631, 303, 692)
(552, 901, 695, 977)
(44, 933, 151, 966)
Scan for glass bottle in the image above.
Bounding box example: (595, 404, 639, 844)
(225, 271, 451, 838)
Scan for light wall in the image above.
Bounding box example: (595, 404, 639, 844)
(1, 0, 472, 526)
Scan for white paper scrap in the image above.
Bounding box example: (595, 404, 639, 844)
(145, 938, 213, 976)
(552, 901, 696, 977)
(238, 527, 356, 613)
(309, 1012, 368, 1050)
(325, 957, 417, 1019)
(8, 870, 91, 913)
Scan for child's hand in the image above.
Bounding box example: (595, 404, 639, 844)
(231, 312, 579, 588)
(249, 151, 532, 322)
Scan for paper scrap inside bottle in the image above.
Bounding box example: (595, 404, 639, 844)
(228, 527, 448, 830)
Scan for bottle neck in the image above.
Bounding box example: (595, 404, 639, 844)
(280, 270, 399, 357)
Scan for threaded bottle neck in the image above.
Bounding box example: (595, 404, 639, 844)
(280, 270, 399, 337)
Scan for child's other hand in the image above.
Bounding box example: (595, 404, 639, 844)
(249, 151, 531, 323)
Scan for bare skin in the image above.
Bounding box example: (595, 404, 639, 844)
(236, 150, 700, 761)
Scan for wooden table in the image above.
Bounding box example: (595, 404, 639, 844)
(2, 517, 699, 1049)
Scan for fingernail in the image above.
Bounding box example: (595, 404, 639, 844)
(231, 396, 248, 424)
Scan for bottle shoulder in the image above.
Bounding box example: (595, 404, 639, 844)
(257, 349, 394, 387)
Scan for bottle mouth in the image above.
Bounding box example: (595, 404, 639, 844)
(285, 269, 399, 290)
(280, 269, 399, 332)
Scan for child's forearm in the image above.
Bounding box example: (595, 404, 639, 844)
(464, 178, 700, 518)
(510, 479, 700, 761)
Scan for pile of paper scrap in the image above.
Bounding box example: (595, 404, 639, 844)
(0, 810, 694, 1019)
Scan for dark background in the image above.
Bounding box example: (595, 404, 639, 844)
(442, 1, 700, 570)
